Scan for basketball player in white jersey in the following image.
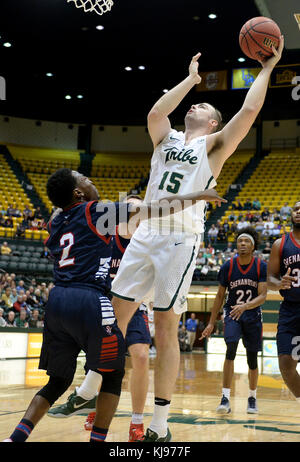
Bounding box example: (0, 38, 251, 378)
(111, 39, 284, 442)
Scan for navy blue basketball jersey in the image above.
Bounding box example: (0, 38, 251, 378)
(279, 232, 300, 303)
(110, 226, 130, 281)
(218, 256, 267, 320)
(46, 201, 130, 292)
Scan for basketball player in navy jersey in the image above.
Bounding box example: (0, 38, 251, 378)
(83, 195, 152, 442)
(201, 227, 267, 414)
(3, 169, 225, 442)
(267, 201, 300, 402)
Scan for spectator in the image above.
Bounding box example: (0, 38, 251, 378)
(6, 204, 14, 217)
(0, 308, 6, 327)
(224, 242, 233, 254)
(4, 217, 13, 228)
(262, 241, 272, 255)
(16, 280, 25, 293)
(16, 222, 26, 239)
(208, 224, 219, 244)
(252, 198, 261, 210)
(280, 202, 292, 220)
(245, 211, 254, 223)
(237, 217, 249, 230)
(261, 207, 270, 221)
(15, 309, 29, 328)
(5, 310, 16, 327)
(34, 207, 43, 220)
(1, 241, 12, 255)
(13, 295, 27, 315)
(244, 198, 252, 210)
(40, 246, 51, 260)
(272, 223, 281, 239)
(23, 205, 32, 220)
(10, 288, 18, 304)
(217, 225, 227, 243)
(255, 218, 265, 233)
(223, 219, 230, 234)
(1, 287, 13, 310)
(28, 309, 40, 328)
(262, 225, 272, 241)
(185, 313, 199, 351)
(233, 200, 243, 210)
(178, 325, 189, 352)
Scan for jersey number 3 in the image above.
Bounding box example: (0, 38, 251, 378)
(59, 232, 75, 268)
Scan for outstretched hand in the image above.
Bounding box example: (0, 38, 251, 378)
(189, 53, 202, 84)
(259, 35, 284, 69)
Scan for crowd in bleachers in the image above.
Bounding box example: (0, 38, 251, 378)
(0, 204, 47, 239)
(206, 198, 293, 247)
(0, 271, 53, 328)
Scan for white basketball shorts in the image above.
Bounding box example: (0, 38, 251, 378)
(111, 222, 201, 315)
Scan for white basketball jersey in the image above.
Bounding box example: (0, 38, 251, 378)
(144, 129, 217, 234)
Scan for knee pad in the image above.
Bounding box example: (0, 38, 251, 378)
(100, 369, 125, 397)
(225, 342, 238, 361)
(37, 376, 73, 406)
(247, 350, 258, 370)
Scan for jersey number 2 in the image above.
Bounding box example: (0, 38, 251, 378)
(59, 232, 75, 268)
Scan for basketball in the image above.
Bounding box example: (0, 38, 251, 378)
(239, 17, 281, 61)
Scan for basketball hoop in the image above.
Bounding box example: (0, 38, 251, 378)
(67, 0, 114, 15)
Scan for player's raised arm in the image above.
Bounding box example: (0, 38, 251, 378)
(207, 36, 284, 179)
(147, 53, 202, 148)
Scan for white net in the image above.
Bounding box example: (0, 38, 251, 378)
(67, 0, 114, 15)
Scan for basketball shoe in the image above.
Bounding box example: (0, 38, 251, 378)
(141, 427, 172, 442)
(128, 423, 144, 442)
(84, 412, 96, 431)
(247, 397, 258, 414)
(47, 389, 96, 418)
(216, 395, 231, 414)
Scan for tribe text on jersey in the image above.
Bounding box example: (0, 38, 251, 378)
(144, 129, 216, 234)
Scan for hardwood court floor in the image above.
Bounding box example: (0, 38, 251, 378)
(0, 352, 299, 443)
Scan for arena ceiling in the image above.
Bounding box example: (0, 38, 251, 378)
(0, 0, 299, 125)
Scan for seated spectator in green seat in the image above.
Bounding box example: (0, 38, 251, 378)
(1, 287, 13, 310)
(5, 310, 16, 327)
(15, 309, 29, 328)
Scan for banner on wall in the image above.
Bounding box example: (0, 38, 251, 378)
(195, 70, 228, 91)
(27, 333, 43, 357)
(231, 68, 261, 90)
(269, 64, 300, 88)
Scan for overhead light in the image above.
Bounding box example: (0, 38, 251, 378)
(77, 94, 83, 99)
(208, 13, 217, 19)
(125, 66, 132, 71)
(238, 57, 246, 62)
(65, 95, 72, 100)
(96, 25, 104, 30)
(3, 42, 12, 47)
(46, 72, 53, 77)
(163, 89, 169, 93)
(138, 65, 145, 70)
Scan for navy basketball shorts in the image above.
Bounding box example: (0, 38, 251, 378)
(125, 307, 151, 349)
(39, 285, 125, 381)
(224, 314, 263, 352)
(276, 301, 300, 356)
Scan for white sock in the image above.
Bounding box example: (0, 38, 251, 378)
(222, 388, 231, 400)
(131, 413, 144, 425)
(149, 404, 170, 437)
(76, 370, 102, 400)
(249, 389, 257, 399)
